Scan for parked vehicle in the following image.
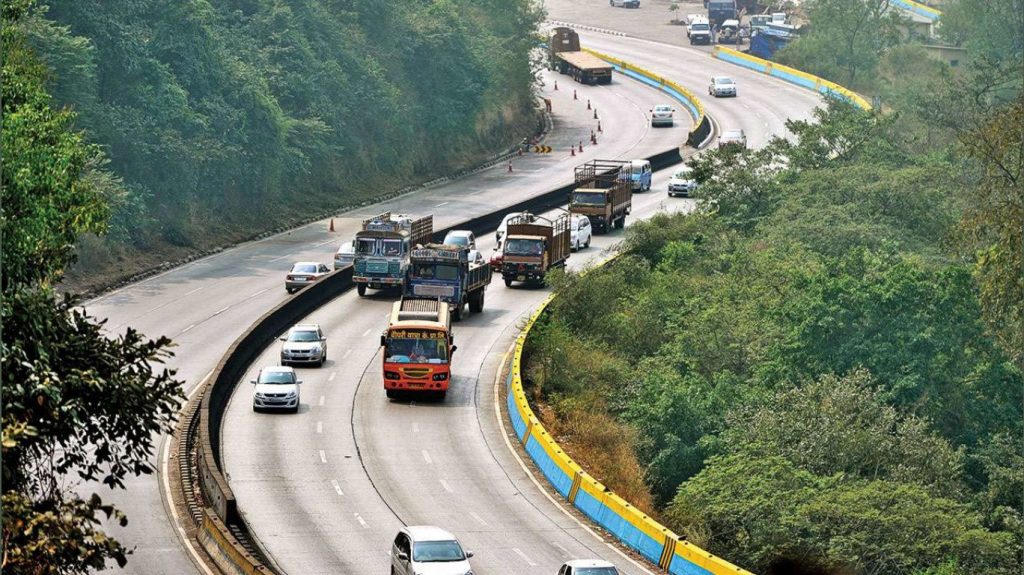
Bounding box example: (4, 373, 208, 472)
(390, 526, 473, 575)
(381, 298, 456, 399)
(285, 261, 330, 294)
(548, 27, 614, 85)
(569, 160, 633, 233)
(501, 213, 571, 286)
(610, 0, 640, 7)
(689, 20, 712, 44)
(558, 559, 620, 575)
(668, 165, 698, 197)
(685, 14, 708, 37)
(352, 212, 433, 296)
(406, 243, 492, 321)
(709, 76, 737, 97)
(650, 104, 676, 127)
(707, 0, 738, 27)
(251, 366, 301, 413)
(279, 324, 327, 367)
(570, 215, 592, 251)
(718, 128, 748, 149)
(334, 240, 356, 270)
(442, 229, 476, 250)
(718, 19, 742, 44)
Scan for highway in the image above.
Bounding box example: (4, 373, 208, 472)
(84, 10, 822, 574)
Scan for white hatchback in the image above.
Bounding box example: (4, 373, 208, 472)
(558, 559, 620, 574)
(570, 215, 592, 251)
(668, 166, 698, 197)
(650, 104, 675, 127)
(251, 366, 301, 413)
(391, 526, 473, 575)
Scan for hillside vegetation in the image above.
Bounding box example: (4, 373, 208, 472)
(524, 1, 1023, 572)
(19, 0, 542, 290)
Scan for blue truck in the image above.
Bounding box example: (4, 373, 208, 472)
(353, 212, 434, 296)
(406, 244, 492, 320)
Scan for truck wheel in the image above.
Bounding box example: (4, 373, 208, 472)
(453, 301, 463, 322)
(615, 217, 625, 229)
(356, 284, 367, 296)
(469, 290, 484, 313)
(504, 277, 513, 287)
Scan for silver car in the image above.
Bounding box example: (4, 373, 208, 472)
(251, 366, 301, 413)
(285, 261, 330, 293)
(558, 559, 620, 575)
(650, 104, 675, 127)
(334, 240, 356, 270)
(443, 230, 476, 250)
(391, 526, 473, 575)
(709, 76, 737, 97)
(279, 324, 327, 367)
(718, 128, 747, 149)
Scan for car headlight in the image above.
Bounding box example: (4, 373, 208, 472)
(254, 392, 266, 399)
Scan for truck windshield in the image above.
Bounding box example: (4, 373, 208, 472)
(504, 238, 544, 256)
(356, 238, 376, 255)
(385, 331, 449, 364)
(381, 239, 403, 256)
(571, 191, 607, 205)
(413, 263, 459, 281)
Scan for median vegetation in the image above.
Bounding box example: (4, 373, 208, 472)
(524, 5, 1023, 569)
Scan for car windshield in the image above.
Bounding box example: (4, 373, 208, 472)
(716, 78, 734, 85)
(292, 263, 317, 273)
(674, 169, 691, 179)
(337, 242, 355, 255)
(381, 239, 403, 256)
(258, 371, 294, 384)
(572, 191, 606, 206)
(356, 238, 376, 255)
(693, 23, 709, 30)
(287, 330, 320, 342)
(412, 540, 465, 562)
(504, 238, 544, 256)
(444, 234, 470, 246)
(576, 568, 618, 575)
(654, 105, 672, 112)
(385, 333, 449, 364)
(574, 219, 586, 231)
(413, 263, 459, 281)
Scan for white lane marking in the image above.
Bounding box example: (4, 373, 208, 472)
(319, 450, 327, 464)
(421, 450, 432, 464)
(179, 323, 196, 335)
(314, 238, 337, 247)
(316, 421, 323, 434)
(513, 548, 537, 567)
(412, 422, 420, 433)
(331, 479, 344, 496)
(328, 371, 337, 382)
(553, 542, 571, 557)
(319, 395, 325, 406)
(354, 513, 369, 528)
(439, 479, 452, 493)
(435, 201, 449, 207)
(361, 328, 372, 337)
(343, 349, 352, 359)
(247, 287, 271, 299)
(469, 511, 488, 526)
(212, 305, 230, 316)
(269, 253, 292, 262)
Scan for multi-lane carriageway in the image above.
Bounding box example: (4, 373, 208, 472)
(85, 28, 821, 575)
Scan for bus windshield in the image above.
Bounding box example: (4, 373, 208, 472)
(412, 263, 460, 281)
(385, 330, 449, 364)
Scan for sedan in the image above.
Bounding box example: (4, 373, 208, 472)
(558, 559, 620, 574)
(718, 128, 747, 149)
(668, 166, 698, 197)
(280, 324, 327, 367)
(391, 526, 473, 575)
(650, 104, 675, 127)
(251, 366, 301, 413)
(571, 215, 592, 251)
(285, 261, 330, 293)
(709, 76, 737, 98)
(443, 230, 476, 250)
(334, 240, 355, 270)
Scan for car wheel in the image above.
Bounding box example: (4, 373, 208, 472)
(291, 406, 299, 414)
(252, 405, 259, 412)
(286, 288, 294, 294)
(585, 237, 591, 248)
(318, 357, 325, 367)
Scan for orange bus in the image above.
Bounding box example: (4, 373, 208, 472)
(380, 298, 456, 400)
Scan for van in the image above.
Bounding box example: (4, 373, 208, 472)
(628, 159, 652, 192)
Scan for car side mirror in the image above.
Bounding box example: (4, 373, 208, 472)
(465, 551, 474, 558)
(250, 379, 257, 384)
(297, 380, 304, 385)
(279, 337, 287, 341)
(321, 337, 328, 342)
(397, 552, 409, 562)
(451, 345, 458, 355)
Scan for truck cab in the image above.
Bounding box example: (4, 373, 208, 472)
(381, 298, 455, 400)
(353, 212, 433, 296)
(406, 244, 491, 321)
(501, 213, 570, 286)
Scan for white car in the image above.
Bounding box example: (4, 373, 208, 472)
(390, 526, 473, 575)
(570, 215, 592, 251)
(285, 261, 330, 293)
(709, 76, 737, 97)
(279, 324, 327, 367)
(251, 366, 301, 413)
(558, 559, 620, 574)
(467, 249, 485, 266)
(650, 104, 675, 127)
(334, 240, 355, 270)
(668, 166, 698, 197)
(443, 229, 476, 250)
(718, 128, 747, 149)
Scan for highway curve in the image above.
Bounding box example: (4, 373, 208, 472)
(85, 14, 825, 575)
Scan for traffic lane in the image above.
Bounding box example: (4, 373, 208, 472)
(581, 32, 822, 147)
(546, 0, 713, 49)
(220, 168, 690, 573)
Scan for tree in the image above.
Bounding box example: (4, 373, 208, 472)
(2, 3, 184, 572)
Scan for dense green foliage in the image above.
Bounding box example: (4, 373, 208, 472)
(525, 95, 1023, 573)
(2, 2, 184, 572)
(21, 0, 541, 259)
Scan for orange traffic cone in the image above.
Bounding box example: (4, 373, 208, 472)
(597, 120, 603, 133)
(591, 133, 597, 145)
(578, 141, 584, 153)
(587, 99, 591, 110)
(570, 146, 576, 157)
(508, 161, 513, 173)
(573, 89, 578, 100)
(593, 108, 598, 119)
(329, 218, 335, 232)
(554, 80, 558, 91)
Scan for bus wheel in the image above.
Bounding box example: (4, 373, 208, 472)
(386, 389, 398, 399)
(436, 390, 447, 401)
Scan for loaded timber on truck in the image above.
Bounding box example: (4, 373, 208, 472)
(406, 244, 492, 321)
(548, 27, 613, 85)
(352, 212, 433, 296)
(501, 213, 570, 287)
(569, 160, 633, 233)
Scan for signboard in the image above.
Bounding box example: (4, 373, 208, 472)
(388, 329, 446, 340)
(412, 248, 461, 260)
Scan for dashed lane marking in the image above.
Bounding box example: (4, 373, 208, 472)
(422, 450, 432, 464)
(439, 479, 453, 493)
(319, 450, 327, 464)
(331, 479, 344, 496)
(513, 548, 537, 567)
(316, 421, 323, 434)
(354, 513, 369, 528)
